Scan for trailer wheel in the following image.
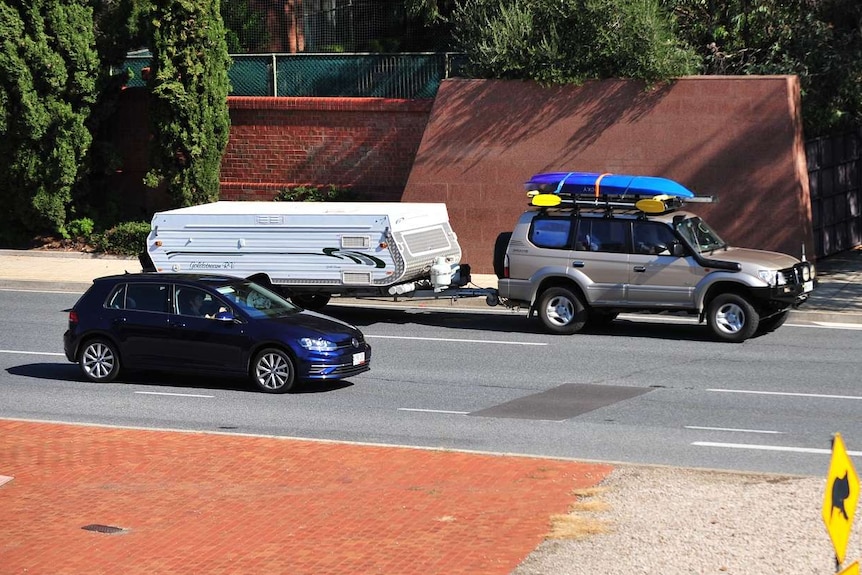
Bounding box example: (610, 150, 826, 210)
(291, 294, 331, 311)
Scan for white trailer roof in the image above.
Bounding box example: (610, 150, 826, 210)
(155, 201, 449, 218)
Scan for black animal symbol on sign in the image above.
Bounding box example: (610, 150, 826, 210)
(831, 471, 851, 520)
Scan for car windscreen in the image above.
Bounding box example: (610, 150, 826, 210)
(216, 281, 301, 318)
(674, 216, 726, 254)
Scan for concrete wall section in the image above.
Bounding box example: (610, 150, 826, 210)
(403, 77, 814, 274)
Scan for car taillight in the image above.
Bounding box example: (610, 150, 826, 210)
(503, 254, 510, 279)
(68, 310, 79, 326)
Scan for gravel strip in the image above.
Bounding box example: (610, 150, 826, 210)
(514, 465, 861, 575)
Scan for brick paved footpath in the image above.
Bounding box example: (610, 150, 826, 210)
(0, 419, 611, 575)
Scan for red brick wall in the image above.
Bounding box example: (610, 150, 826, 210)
(221, 97, 432, 202)
(110, 90, 431, 211)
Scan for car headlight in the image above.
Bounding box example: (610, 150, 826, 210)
(802, 264, 813, 281)
(757, 269, 786, 286)
(300, 337, 337, 352)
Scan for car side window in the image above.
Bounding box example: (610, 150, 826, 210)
(577, 219, 627, 253)
(125, 283, 169, 313)
(175, 286, 219, 317)
(106, 284, 129, 309)
(529, 216, 573, 249)
(632, 222, 677, 255)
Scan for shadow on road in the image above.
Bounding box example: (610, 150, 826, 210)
(326, 305, 734, 343)
(6, 363, 356, 394)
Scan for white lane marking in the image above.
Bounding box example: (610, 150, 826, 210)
(685, 425, 783, 434)
(367, 335, 546, 346)
(708, 388, 862, 401)
(134, 391, 214, 398)
(693, 441, 862, 456)
(398, 408, 469, 415)
(0, 349, 65, 357)
(810, 322, 862, 330)
(0, 287, 81, 294)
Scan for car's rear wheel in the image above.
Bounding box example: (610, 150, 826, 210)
(79, 338, 120, 382)
(252, 348, 296, 393)
(707, 293, 759, 343)
(290, 293, 331, 311)
(537, 287, 587, 335)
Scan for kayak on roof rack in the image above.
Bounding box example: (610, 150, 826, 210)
(525, 171, 697, 199)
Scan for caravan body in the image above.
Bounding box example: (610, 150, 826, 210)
(146, 202, 464, 298)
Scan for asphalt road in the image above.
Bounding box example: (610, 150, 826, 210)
(2, 288, 861, 477)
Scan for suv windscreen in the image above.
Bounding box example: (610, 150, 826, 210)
(674, 216, 726, 254)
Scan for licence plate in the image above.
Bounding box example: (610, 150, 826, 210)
(803, 280, 814, 293)
(353, 352, 366, 366)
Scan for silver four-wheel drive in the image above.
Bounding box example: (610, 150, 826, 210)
(494, 178, 815, 343)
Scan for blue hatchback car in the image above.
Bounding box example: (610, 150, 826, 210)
(63, 273, 371, 393)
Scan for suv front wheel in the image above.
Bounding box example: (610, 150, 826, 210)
(538, 287, 588, 335)
(707, 293, 760, 343)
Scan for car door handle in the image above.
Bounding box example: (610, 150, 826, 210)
(571, 261, 585, 268)
(633, 266, 646, 272)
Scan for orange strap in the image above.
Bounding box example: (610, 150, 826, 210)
(594, 173, 612, 198)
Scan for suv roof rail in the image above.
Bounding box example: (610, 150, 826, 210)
(528, 191, 716, 215)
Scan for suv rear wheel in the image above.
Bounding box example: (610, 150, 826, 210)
(707, 293, 759, 343)
(538, 287, 588, 335)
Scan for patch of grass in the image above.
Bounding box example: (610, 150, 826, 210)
(545, 485, 613, 540)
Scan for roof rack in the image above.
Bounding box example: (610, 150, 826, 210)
(523, 172, 715, 215)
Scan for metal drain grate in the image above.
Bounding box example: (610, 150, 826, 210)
(82, 524, 125, 534)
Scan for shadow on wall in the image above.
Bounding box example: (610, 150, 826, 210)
(403, 77, 812, 274)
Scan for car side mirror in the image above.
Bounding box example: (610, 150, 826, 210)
(214, 309, 235, 322)
(670, 241, 686, 257)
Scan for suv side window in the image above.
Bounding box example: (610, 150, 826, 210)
(529, 216, 573, 249)
(125, 283, 170, 313)
(632, 221, 677, 255)
(576, 219, 628, 253)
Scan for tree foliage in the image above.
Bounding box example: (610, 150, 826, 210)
(665, 0, 862, 137)
(0, 0, 99, 243)
(143, 0, 231, 207)
(451, 0, 700, 85)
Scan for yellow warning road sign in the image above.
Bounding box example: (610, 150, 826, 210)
(823, 433, 860, 565)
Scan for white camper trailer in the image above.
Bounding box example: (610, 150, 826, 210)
(144, 201, 496, 309)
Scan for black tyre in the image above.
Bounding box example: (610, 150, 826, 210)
(493, 232, 513, 279)
(537, 287, 588, 335)
(707, 293, 759, 343)
(290, 293, 331, 311)
(757, 310, 789, 334)
(79, 338, 121, 383)
(252, 348, 296, 393)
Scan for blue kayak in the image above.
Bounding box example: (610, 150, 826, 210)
(525, 172, 696, 199)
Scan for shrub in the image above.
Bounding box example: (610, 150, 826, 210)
(66, 218, 96, 239)
(273, 185, 357, 202)
(95, 221, 151, 256)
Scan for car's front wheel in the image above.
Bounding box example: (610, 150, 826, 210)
(707, 293, 760, 342)
(79, 338, 121, 382)
(537, 287, 588, 335)
(252, 348, 296, 393)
